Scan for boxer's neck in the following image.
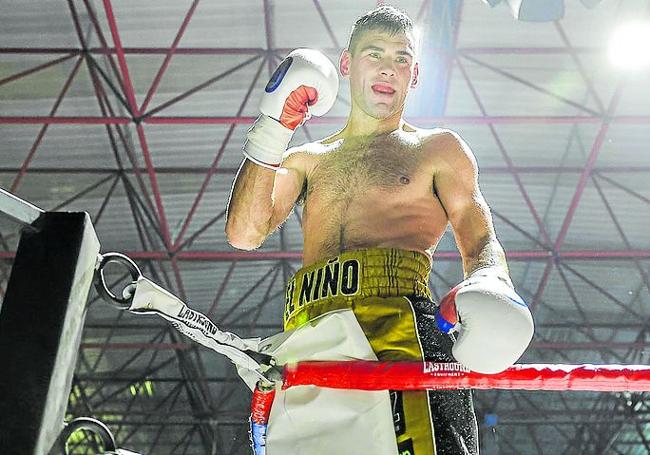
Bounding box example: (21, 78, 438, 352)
(341, 108, 405, 138)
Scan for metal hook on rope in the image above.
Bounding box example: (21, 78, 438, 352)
(94, 252, 142, 309)
(55, 416, 144, 454)
(92, 251, 279, 385)
(56, 417, 115, 454)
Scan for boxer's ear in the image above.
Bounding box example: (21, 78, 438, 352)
(339, 50, 351, 77)
(411, 62, 419, 88)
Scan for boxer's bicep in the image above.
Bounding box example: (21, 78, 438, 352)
(269, 150, 307, 232)
(432, 132, 496, 264)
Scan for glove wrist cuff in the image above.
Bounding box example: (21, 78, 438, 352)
(243, 114, 294, 167)
(468, 266, 513, 288)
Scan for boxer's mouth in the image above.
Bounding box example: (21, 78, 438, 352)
(371, 83, 396, 95)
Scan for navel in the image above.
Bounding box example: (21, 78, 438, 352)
(400, 176, 411, 185)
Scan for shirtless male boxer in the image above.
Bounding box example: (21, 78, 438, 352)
(226, 5, 533, 455)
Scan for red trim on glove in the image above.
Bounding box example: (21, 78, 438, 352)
(280, 85, 318, 129)
(438, 285, 461, 326)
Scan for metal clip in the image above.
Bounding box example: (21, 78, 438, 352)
(94, 252, 142, 309)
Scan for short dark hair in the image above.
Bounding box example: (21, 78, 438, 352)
(347, 5, 415, 55)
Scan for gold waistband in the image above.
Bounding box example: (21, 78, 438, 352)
(284, 248, 432, 330)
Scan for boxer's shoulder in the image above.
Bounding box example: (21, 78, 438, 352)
(400, 124, 463, 151)
(281, 141, 330, 175)
(284, 138, 336, 157)
(414, 127, 479, 175)
(413, 126, 463, 150)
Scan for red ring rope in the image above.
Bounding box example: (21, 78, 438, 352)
(282, 361, 650, 392)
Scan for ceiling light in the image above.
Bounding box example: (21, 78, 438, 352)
(608, 22, 650, 70)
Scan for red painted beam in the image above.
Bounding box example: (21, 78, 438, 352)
(101, 0, 141, 118)
(0, 116, 131, 124)
(172, 59, 267, 249)
(0, 46, 601, 56)
(3, 115, 650, 125)
(2, 165, 649, 175)
(554, 83, 625, 250)
(101, 0, 174, 253)
(91, 46, 267, 55)
(0, 53, 78, 87)
(2, 250, 650, 261)
(10, 57, 84, 193)
(456, 57, 551, 246)
(139, 0, 201, 113)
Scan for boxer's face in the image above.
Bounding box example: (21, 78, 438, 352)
(341, 29, 418, 120)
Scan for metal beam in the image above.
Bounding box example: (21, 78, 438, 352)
(1, 249, 649, 261)
(3, 115, 650, 125)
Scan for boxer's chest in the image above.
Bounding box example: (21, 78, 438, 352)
(307, 134, 428, 200)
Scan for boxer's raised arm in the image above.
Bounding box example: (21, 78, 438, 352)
(225, 151, 306, 250)
(224, 49, 337, 250)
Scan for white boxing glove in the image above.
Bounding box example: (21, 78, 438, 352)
(435, 267, 534, 374)
(243, 49, 339, 169)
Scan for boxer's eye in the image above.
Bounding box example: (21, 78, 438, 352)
(369, 52, 380, 59)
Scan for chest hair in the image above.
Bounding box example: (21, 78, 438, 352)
(308, 134, 423, 201)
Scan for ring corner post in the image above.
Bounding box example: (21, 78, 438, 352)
(0, 203, 100, 455)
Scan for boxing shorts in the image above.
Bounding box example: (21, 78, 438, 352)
(252, 248, 479, 455)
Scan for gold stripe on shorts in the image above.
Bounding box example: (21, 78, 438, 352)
(353, 296, 436, 455)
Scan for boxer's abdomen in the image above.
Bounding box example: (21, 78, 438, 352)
(299, 129, 449, 266)
(302, 183, 447, 267)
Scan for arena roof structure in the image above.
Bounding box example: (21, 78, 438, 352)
(1, 0, 650, 453)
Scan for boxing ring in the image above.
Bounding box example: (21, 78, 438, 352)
(2, 1, 650, 454)
(1, 187, 649, 454)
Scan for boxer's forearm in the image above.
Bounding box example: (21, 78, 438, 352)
(463, 235, 509, 280)
(225, 159, 276, 250)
